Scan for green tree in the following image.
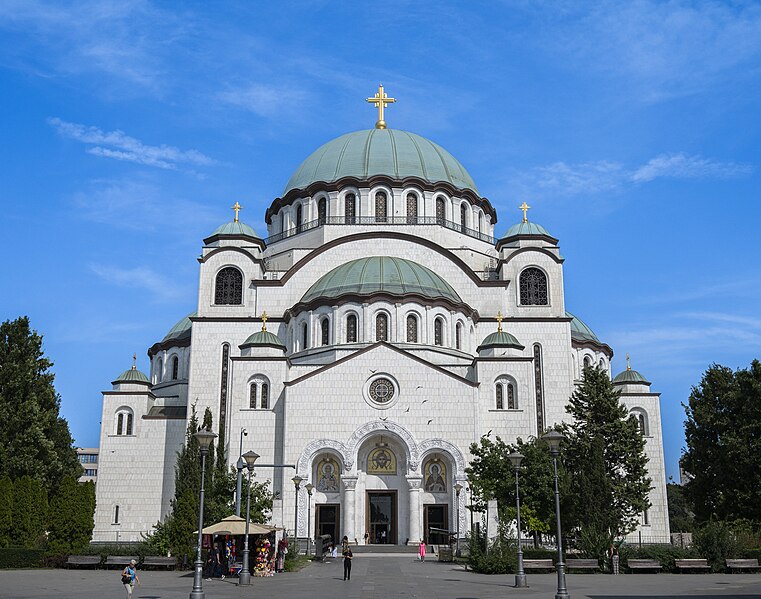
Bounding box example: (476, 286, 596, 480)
(667, 482, 695, 532)
(10, 476, 48, 548)
(563, 366, 651, 541)
(682, 360, 761, 522)
(0, 317, 81, 490)
(0, 476, 12, 547)
(47, 477, 95, 554)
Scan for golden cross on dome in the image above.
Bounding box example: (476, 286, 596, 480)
(626, 353, 631, 371)
(132, 353, 137, 370)
(496, 311, 504, 332)
(366, 83, 396, 129)
(232, 201, 242, 223)
(260, 311, 269, 332)
(519, 201, 530, 223)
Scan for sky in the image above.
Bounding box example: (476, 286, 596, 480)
(1, 1, 760, 482)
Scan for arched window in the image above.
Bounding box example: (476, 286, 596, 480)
(318, 197, 327, 224)
(219, 344, 230, 438)
(583, 356, 591, 368)
(171, 356, 179, 380)
(281, 212, 286, 234)
(376, 313, 388, 342)
(406, 193, 418, 224)
(346, 314, 358, 343)
(113, 505, 120, 524)
(519, 267, 548, 306)
(456, 322, 463, 350)
(507, 383, 516, 409)
(249, 383, 257, 409)
(115, 408, 134, 436)
(215, 267, 243, 305)
(261, 383, 269, 409)
(460, 204, 467, 233)
(496, 379, 517, 410)
(495, 384, 503, 410)
(295, 204, 303, 231)
(345, 193, 356, 224)
(436, 197, 446, 224)
(156, 357, 163, 383)
(321, 318, 330, 346)
(631, 409, 649, 436)
(478, 211, 483, 233)
(249, 378, 271, 409)
(533, 344, 545, 431)
(375, 191, 387, 223)
(301, 323, 308, 350)
(406, 314, 418, 343)
(434, 318, 444, 346)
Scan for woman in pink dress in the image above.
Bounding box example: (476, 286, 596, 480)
(419, 539, 426, 562)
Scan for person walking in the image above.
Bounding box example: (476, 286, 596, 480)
(121, 559, 140, 598)
(419, 539, 426, 562)
(608, 544, 620, 575)
(342, 545, 353, 580)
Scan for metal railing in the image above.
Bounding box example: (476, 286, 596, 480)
(264, 216, 496, 246)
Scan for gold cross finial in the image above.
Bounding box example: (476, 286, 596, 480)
(366, 83, 396, 129)
(626, 353, 631, 371)
(260, 311, 268, 332)
(496, 311, 504, 332)
(519, 201, 530, 223)
(131, 353, 137, 370)
(232, 201, 242, 223)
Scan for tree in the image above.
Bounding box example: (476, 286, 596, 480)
(11, 476, 48, 547)
(0, 317, 81, 490)
(563, 366, 650, 542)
(682, 360, 761, 522)
(0, 476, 12, 547)
(47, 477, 95, 554)
(667, 482, 694, 532)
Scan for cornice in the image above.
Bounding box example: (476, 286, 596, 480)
(496, 246, 565, 265)
(198, 246, 266, 265)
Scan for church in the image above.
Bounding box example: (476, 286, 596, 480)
(92, 86, 670, 546)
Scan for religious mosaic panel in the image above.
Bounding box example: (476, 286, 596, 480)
(424, 459, 447, 492)
(316, 456, 340, 492)
(367, 447, 396, 475)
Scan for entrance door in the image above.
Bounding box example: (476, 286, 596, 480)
(424, 504, 449, 545)
(316, 504, 340, 546)
(367, 492, 397, 544)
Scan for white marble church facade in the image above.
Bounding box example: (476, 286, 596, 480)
(93, 109, 670, 545)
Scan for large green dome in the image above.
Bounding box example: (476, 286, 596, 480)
(301, 256, 462, 304)
(284, 129, 479, 195)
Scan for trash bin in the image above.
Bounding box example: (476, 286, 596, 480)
(438, 547, 453, 562)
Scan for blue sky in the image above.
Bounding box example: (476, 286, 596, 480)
(1, 1, 759, 481)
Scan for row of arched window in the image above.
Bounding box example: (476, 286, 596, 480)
(274, 189, 492, 236)
(293, 312, 468, 351)
(154, 355, 181, 383)
(249, 379, 270, 410)
(115, 408, 134, 436)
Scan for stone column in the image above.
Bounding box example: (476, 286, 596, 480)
(342, 476, 358, 543)
(406, 475, 423, 544)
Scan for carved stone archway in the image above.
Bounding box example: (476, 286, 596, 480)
(345, 420, 420, 472)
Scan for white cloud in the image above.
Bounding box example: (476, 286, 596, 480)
(89, 263, 183, 302)
(629, 153, 752, 183)
(48, 117, 216, 170)
(218, 83, 309, 118)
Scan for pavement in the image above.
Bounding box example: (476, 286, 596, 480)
(2, 557, 761, 599)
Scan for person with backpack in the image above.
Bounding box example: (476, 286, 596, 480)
(121, 559, 140, 598)
(342, 545, 353, 581)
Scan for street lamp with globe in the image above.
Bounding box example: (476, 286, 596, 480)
(238, 450, 260, 586)
(189, 428, 217, 599)
(542, 430, 569, 599)
(508, 451, 527, 588)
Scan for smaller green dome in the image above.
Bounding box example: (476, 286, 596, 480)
(163, 312, 196, 343)
(477, 330, 525, 352)
(612, 369, 650, 385)
(113, 367, 150, 384)
(567, 312, 600, 344)
(210, 221, 259, 238)
(241, 330, 286, 349)
(501, 221, 553, 239)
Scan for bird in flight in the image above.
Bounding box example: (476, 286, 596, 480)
(427, 419, 433, 425)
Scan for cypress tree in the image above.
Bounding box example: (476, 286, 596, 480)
(0, 476, 12, 547)
(47, 477, 95, 554)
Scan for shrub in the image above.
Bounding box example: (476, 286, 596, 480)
(0, 547, 45, 569)
(619, 544, 695, 573)
(693, 521, 739, 571)
(466, 527, 518, 574)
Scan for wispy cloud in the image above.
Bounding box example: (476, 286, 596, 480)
(48, 117, 216, 170)
(89, 263, 183, 302)
(218, 83, 309, 118)
(508, 152, 752, 199)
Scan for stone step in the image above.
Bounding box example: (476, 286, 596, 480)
(352, 544, 420, 554)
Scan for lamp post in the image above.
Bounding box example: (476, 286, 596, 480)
(305, 483, 314, 556)
(454, 483, 463, 557)
(238, 450, 260, 586)
(189, 428, 217, 599)
(292, 475, 302, 552)
(235, 428, 248, 516)
(542, 430, 569, 599)
(508, 451, 527, 588)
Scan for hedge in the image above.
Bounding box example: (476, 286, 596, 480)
(0, 547, 45, 569)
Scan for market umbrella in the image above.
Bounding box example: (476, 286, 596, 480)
(195, 515, 278, 536)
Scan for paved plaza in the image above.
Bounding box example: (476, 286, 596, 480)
(2, 557, 761, 599)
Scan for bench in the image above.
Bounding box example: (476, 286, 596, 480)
(627, 559, 662, 572)
(726, 559, 760, 572)
(142, 556, 177, 569)
(566, 558, 599, 572)
(523, 559, 554, 571)
(66, 555, 101, 568)
(675, 559, 711, 572)
(105, 555, 139, 568)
